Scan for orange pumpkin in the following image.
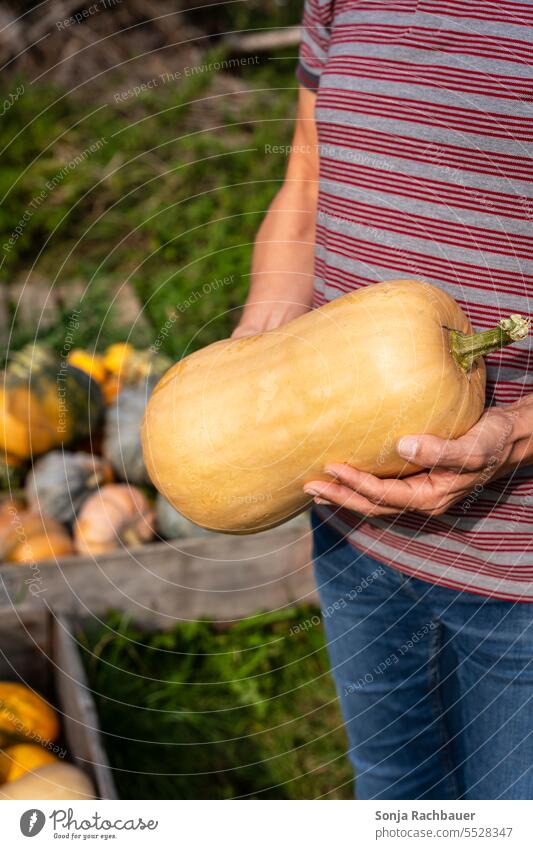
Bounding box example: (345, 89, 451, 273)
(103, 343, 134, 376)
(67, 349, 106, 385)
(102, 374, 122, 405)
(0, 345, 103, 460)
(104, 343, 170, 384)
(74, 483, 155, 554)
(0, 762, 95, 800)
(0, 505, 74, 564)
(0, 683, 59, 747)
(9, 532, 74, 564)
(0, 743, 58, 783)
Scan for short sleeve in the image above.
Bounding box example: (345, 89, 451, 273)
(296, 0, 335, 91)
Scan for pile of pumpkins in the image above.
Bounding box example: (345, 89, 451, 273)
(0, 342, 208, 565)
(0, 681, 95, 799)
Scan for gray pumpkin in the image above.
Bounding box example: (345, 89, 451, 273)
(155, 493, 210, 539)
(103, 382, 156, 485)
(280, 511, 311, 533)
(25, 450, 113, 524)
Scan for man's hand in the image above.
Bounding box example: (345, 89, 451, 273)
(303, 405, 531, 518)
(231, 300, 311, 339)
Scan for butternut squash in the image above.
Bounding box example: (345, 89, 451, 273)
(141, 280, 529, 534)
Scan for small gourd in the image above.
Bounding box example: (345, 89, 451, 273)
(0, 743, 58, 783)
(0, 505, 74, 564)
(0, 762, 95, 799)
(67, 349, 106, 384)
(103, 384, 156, 485)
(0, 682, 59, 747)
(0, 344, 103, 460)
(104, 343, 171, 383)
(74, 483, 155, 555)
(25, 451, 113, 524)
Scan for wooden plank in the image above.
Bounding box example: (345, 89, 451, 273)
(0, 605, 51, 694)
(0, 527, 317, 628)
(224, 27, 301, 53)
(0, 607, 116, 798)
(52, 615, 118, 799)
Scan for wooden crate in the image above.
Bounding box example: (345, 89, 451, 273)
(0, 525, 316, 799)
(0, 526, 317, 627)
(0, 605, 117, 798)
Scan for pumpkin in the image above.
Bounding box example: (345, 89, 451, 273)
(0, 506, 74, 564)
(74, 483, 155, 554)
(104, 343, 171, 384)
(0, 452, 26, 491)
(155, 493, 209, 539)
(0, 496, 24, 518)
(103, 342, 134, 376)
(25, 451, 113, 524)
(103, 384, 156, 485)
(0, 682, 59, 747)
(0, 762, 95, 800)
(9, 531, 75, 564)
(0, 344, 103, 460)
(67, 349, 106, 384)
(102, 373, 122, 405)
(0, 743, 58, 783)
(142, 279, 529, 534)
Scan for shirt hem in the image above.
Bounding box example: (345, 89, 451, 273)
(314, 507, 533, 603)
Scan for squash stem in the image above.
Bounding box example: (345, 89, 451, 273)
(450, 314, 530, 371)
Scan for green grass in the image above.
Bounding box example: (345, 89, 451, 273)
(1, 47, 298, 355)
(79, 608, 353, 799)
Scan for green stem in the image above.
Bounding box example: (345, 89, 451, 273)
(450, 314, 530, 371)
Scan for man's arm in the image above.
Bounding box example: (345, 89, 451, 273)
(232, 86, 319, 338)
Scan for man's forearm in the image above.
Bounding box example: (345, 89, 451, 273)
(234, 180, 317, 337)
(233, 85, 319, 338)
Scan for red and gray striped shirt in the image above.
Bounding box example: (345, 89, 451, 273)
(297, 0, 533, 600)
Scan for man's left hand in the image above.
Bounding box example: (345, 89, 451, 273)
(303, 406, 523, 518)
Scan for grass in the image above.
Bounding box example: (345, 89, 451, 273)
(79, 608, 353, 799)
(1, 47, 299, 356)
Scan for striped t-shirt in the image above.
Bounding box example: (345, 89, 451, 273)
(297, 0, 533, 600)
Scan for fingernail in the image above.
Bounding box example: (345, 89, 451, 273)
(324, 465, 338, 477)
(398, 436, 418, 460)
(304, 486, 320, 497)
(314, 497, 330, 505)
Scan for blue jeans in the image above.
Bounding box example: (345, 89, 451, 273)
(312, 513, 533, 799)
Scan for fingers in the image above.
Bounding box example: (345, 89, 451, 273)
(397, 434, 486, 472)
(304, 464, 455, 516)
(231, 325, 259, 339)
(303, 479, 400, 517)
(304, 464, 422, 514)
(323, 464, 416, 508)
